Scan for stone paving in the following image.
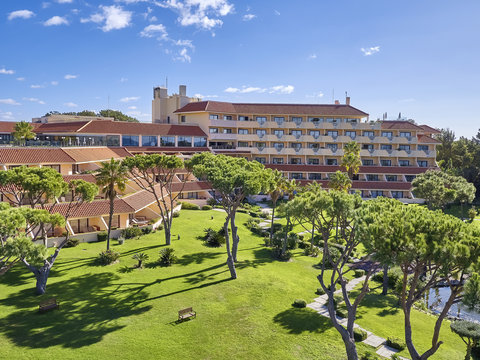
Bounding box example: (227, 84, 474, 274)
(306, 276, 409, 360)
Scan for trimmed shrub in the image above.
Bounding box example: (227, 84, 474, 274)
(122, 227, 143, 239)
(64, 238, 80, 248)
(292, 299, 307, 308)
(386, 337, 406, 351)
(141, 226, 152, 235)
(172, 211, 180, 218)
(180, 202, 200, 210)
(287, 232, 298, 250)
(97, 250, 120, 265)
(336, 308, 348, 318)
(206, 197, 217, 207)
(272, 247, 292, 261)
(360, 351, 380, 360)
(117, 238, 125, 245)
(354, 269, 366, 278)
(354, 328, 367, 342)
(201, 205, 212, 210)
(97, 231, 108, 242)
(156, 224, 164, 230)
(202, 227, 225, 247)
(316, 287, 325, 295)
(159, 248, 177, 266)
(304, 246, 320, 257)
(298, 240, 309, 249)
(469, 207, 477, 222)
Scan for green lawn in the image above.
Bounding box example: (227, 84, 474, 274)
(0, 210, 465, 359)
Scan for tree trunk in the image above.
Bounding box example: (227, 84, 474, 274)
(310, 218, 315, 252)
(224, 216, 237, 279)
(269, 204, 276, 243)
(404, 305, 421, 360)
(342, 334, 359, 360)
(282, 216, 290, 256)
(34, 266, 51, 295)
(230, 213, 239, 262)
(382, 264, 389, 295)
(107, 194, 114, 251)
(465, 343, 472, 360)
(164, 221, 171, 246)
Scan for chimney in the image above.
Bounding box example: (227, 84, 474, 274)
(346, 96, 350, 105)
(179, 85, 187, 96)
(334, 100, 340, 105)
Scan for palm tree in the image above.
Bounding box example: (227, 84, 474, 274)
(95, 158, 128, 250)
(328, 171, 352, 192)
(341, 141, 361, 179)
(13, 121, 35, 145)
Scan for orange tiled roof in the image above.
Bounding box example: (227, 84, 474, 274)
(380, 121, 425, 131)
(0, 148, 74, 164)
(0, 122, 18, 133)
(174, 101, 369, 117)
(417, 135, 441, 144)
(419, 124, 441, 134)
(62, 174, 96, 183)
(49, 198, 134, 218)
(62, 147, 130, 163)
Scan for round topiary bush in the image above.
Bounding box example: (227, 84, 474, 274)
(354, 327, 367, 342)
(97, 250, 120, 265)
(386, 337, 406, 351)
(201, 205, 212, 210)
(354, 269, 366, 278)
(292, 299, 307, 308)
(316, 287, 325, 295)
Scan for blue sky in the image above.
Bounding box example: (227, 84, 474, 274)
(0, 0, 479, 137)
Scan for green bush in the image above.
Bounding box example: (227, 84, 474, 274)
(206, 197, 217, 207)
(333, 294, 344, 309)
(159, 248, 177, 266)
(97, 231, 108, 242)
(141, 227, 152, 235)
(336, 308, 348, 318)
(97, 250, 120, 265)
(304, 246, 320, 257)
(391, 354, 401, 360)
(272, 247, 292, 261)
(354, 269, 365, 278)
(156, 224, 164, 230)
(292, 299, 307, 308)
(298, 240, 309, 249)
(316, 287, 325, 295)
(287, 232, 298, 249)
(322, 246, 342, 269)
(201, 205, 212, 210)
(469, 207, 477, 222)
(354, 328, 367, 342)
(132, 252, 149, 268)
(259, 211, 269, 219)
(121, 227, 143, 239)
(172, 211, 180, 218)
(180, 202, 200, 210)
(64, 237, 80, 248)
(386, 337, 406, 351)
(360, 351, 380, 360)
(202, 227, 225, 247)
(117, 238, 125, 245)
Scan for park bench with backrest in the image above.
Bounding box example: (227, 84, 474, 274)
(39, 298, 59, 313)
(178, 307, 196, 322)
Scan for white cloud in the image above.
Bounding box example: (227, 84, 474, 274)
(225, 85, 294, 94)
(82, 5, 132, 32)
(64, 74, 77, 79)
(0, 68, 15, 75)
(194, 93, 218, 99)
(120, 77, 128, 83)
(175, 47, 191, 63)
(274, 9, 280, 15)
(8, 10, 35, 20)
(30, 84, 45, 88)
(23, 97, 46, 105)
(159, 0, 234, 30)
(64, 102, 78, 107)
(0, 99, 21, 105)
(306, 91, 324, 98)
(56, 0, 73, 3)
(0, 111, 15, 120)
(361, 46, 380, 56)
(42, 2, 51, 9)
(308, 54, 317, 60)
(128, 105, 137, 110)
(140, 24, 168, 38)
(51, 80, 59, 85)
(173, 39, 194, 49)
(16, 77, 25, 81)
(242, 14, 256, 21)
(44, 16, 69, 26)
(120, 96, 140, 102)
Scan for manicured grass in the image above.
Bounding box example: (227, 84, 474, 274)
(0, 210, 465, 359)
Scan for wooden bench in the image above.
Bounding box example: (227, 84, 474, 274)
(178, 307, 196, 322)
(39, 298, 59, 313)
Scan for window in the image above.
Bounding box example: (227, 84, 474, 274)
(327, 130, 338, 137)
(362, 159, 374, 166)
(308, 117, 323, 122)
(381, 131, 393, 139)
(381, 144, 393, 150)
(291, 116, 302, 123)
(290, 143, 302, 150)
(209, 128, 219, 133)
(238, 141, 248, 147)
(398, 145, 411, 151)
(291, 173, 304, 180)
(400, 132, 411, 138)
(45, 164, 61, 172)
(224, 115, 233, 120)
(274, 130, 284, 137)
(308, 158, 319, 165)
(399, 160, 410, 166)
(272, 158, 284, 164)
(362, 144, 374, 150)
(290, 130, 302, 137)
(255, 157, 266, 164)
(223, 129, 232, 134)
(142, 135, 158, 147)
(106, 135, 120, 146)
(326, 158, 337, 166)
(326, 118, 334, 123)
(160, 136, 175, 146)
(380, 159, 392, 166)
(309, 173, 322, 180)
(386, 175, 397, 182)
(418, 160, 428, 167)
(255, 142, 266, 149)
(122, 135, 139, 146)
(366, 174, 379, 181)
(326, 143, 338, 151)
(177, 136, 192, 147)
(418, 145, 429, 151)
(273, 142, 284, 150)
(256, 129, 267, 137)
(363, 131, 374, 137)
(181, 115, 186, 123)
(290, 158, 302, 165)
(239, 116, 249, 121)
(308, 143, 319, 149)
(309, 130, 320, 138)
(345, 131, 356, 139)
(256, 116, 267, 124)
(274, 117, 284, 123)
(405, 175, 416, 182)
(371, 190, 384, 198)
(238, 129, 249, 135)
(392, 191, 404, 199)
(346, 118, 357, 124)
(209, 114, 219, 120)
(194, 137, 207, 147)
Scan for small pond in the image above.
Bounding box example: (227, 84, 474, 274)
(425, 287, 480, 323)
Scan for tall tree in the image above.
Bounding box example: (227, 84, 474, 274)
(328, 171, 352, 192)
(123, 154, 191, 245)
(98, 109, 139, 122)
(358, 198, 480, 360)
(265, 169, 285, 244)
(190, 153, 271, 279)
(341, 141, 361, 179)
(95, 159, 128, 250)
(450, 320, 480, 360)
(278, 179, 297, 257)
(12, 121, 35, 145)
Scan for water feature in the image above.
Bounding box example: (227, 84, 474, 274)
(425, 287, 480, 323)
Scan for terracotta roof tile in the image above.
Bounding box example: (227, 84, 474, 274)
(49, 198, 134, 218)
(62, 174, 96, 183)
(33, 121, 90, 133)
(419, 124, 441, 134)
(380, 121, 425, 131)
(0, 148, 74, 164)
(417, 135, 441, 144)
(62, 147, 131, 163)
(0, 122, 18, 133)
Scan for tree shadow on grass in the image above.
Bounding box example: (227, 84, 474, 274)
(0, 273, 152, 349)
(354, 291, 400, 319)
(273, 308, 333, 334)
(177, 251, 223, 266)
